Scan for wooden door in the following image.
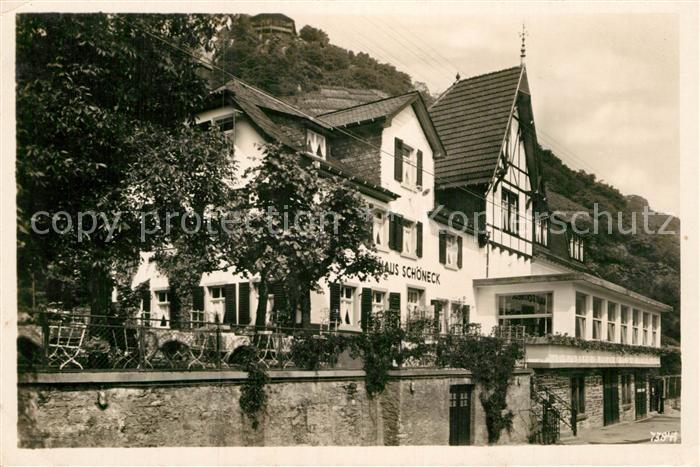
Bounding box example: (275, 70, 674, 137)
(603, 370, 620, 426)
(449, 384, 472, 445)
(635, 372, 648, 419)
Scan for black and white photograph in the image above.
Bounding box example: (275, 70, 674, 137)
(1, 1, 698, 465)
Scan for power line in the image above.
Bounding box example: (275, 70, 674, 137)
(114, 16, 554, 228)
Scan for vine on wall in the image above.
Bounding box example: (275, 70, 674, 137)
(237, 345, 269, 429)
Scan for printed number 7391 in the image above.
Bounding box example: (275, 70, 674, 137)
(650, 431, 679, 443)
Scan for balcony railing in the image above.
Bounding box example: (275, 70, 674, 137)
(17, 311, 526, 373)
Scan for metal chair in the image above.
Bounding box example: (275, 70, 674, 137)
(47, 321, 87, 369)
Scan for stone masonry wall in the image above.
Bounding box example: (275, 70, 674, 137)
(18, 370, 532, 448)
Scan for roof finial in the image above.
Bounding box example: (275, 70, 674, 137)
(455, 72, 461, 82)
(519, 23, 528, 65)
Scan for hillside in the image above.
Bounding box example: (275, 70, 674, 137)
(210, 14, 680, 350)
(210, 15, 422, 101)
(540, 147, 681, 347)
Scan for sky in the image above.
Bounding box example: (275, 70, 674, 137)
(235, 4, 680, 215)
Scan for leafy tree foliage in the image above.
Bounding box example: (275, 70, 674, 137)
(233, 143, 385, 326)
(16, 13, 231, 316)
(211, 15, 415, 98)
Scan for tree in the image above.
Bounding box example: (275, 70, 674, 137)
(234, 143, 385, 327)
(16, 13, 231, 318)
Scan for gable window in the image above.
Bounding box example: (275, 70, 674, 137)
(569, 232, 584, 262)
(575, 292, 587, 339)
(607, 302, 617, 342)
(498, 292, 553, 337)
(439, 231, 462, 269)
(372, 211, 388, 250)
(501, 188, 519, 235)
(535, 215, 549, 246)
(393, 138, 423, 190)
(306, 129, 327, 159)
(571, 376, 586, 415)
(592, 297, 603, 340)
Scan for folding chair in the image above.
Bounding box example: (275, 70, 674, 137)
(47, 321, 87, 369)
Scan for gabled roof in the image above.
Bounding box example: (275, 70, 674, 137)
(318, 92, 445, 157)
(286, 86, 389, 115)
(429, 66, 524, 187)
(318, 93, 417, 127)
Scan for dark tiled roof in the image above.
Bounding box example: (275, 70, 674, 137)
(429, 66, 523, 187)
(287, 86, 389, 115)
(318, 93, 418, 127)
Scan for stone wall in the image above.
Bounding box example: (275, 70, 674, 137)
(18, 369, 532, 448)
(533, 368, 654, 435)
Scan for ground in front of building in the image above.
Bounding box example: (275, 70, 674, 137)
(560, 410, 681, 444)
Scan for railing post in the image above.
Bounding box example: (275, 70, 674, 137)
(40, 311, 49, 369)
(215, 316, 222, 370)
(138, 321, 145, 370)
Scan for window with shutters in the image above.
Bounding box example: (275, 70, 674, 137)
(401, 220, 416, 259)
(497, 293, 553, 337)
(372, 290, 386, 314)
(306, 129, 327, 159)
(208, 286, 226, 322)
(445, 234, 459, 269)
(402, 143, 417, 189)
(340, 286, 358, 327)
(372, 210, 388, 251)
(620, 305, 629, 344)
(501, 188, 519, 235)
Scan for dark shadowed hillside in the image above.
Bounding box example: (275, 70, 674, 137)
(541, 147, 680, 348)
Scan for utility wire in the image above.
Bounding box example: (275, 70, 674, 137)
(115, 16, 567, 228)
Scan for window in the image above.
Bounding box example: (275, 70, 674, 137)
(372, 290, 386, 315)
(621, 374, 633, 404)
(157, 291, 170, 304)
(340, 286, 357, 326)
(215, 114, 235, 132)
(407, 288, 425, 319)
(620, 305, 629, 344)
(607, 302, 617, 342)
(402, 144, 417, 188)
(498, 293, 553, 337)
(569, 232, 584, 261)
(571, 376, 586, 414)
(450, 303, 470, 335)
(210, 286, 225, 300)
(445, 234, 459, 268)
(535, 215, 549, 246)
(575, 293, 587, 339)
(501, 188, 519, 235)
(403, 221, 415, 256)
(632, 309, 640, 345)
(432, 300, 449, 334)
(652, 314, 659, 347)
(592, 297, 603, 340)
(191, 308, 205, 325)
(208, 286, 226, 322)
(306, 130, 327, 159)
(372, 211, 388, 249)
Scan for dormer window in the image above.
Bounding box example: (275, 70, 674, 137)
(306, 130, 327, 159)
(535, 215, 549, 246)
(569, 231, 584, 262)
